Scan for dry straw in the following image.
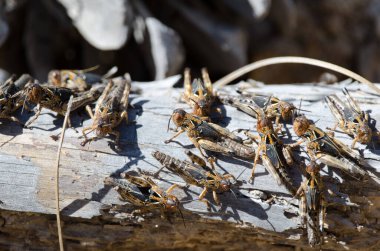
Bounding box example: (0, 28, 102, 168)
(55, 96, 74, 251)
(213, 56, 380, 95)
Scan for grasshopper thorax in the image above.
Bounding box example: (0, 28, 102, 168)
(293, 115, 311, 137)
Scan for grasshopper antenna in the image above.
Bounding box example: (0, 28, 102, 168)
(178, 207, 186, 227)
(167, 114, 173, 132)
(230, 189, 238, 199)
(298, 98, 303, 116)
(263, 95, 272, 112)
(235, 168, 246, 181)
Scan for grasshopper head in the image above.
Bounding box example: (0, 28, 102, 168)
(220, 179, 232, 192)
(293, 115, 310, 137)
(94, 115, 112, 137)
(163, 195, 180, 211)
(279, 102, 296, 121)
(306, 160, 320, 175)
(357, 123, 372, 144)
(170, 109, 188, 127)
(189, 79, 212, 117)
(24, 83, 44, 103)
(256, 116, 273, 133)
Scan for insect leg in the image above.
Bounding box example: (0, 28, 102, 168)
(85, 105, 94, 119)
(198, 187, 211, 210)
(116, 110, 128, 126)
(166, 183, 180, 194)
(197, 139, 234, 156)
(351, 136, 358, 149)
(183, 68, 191, 101)
(288, 139, 305, 148)
(189, 137, 207, 157)
(109, 130, 120, 145)
(120, 74, 131, 109)
(223, 173, 237, 182)
(282, 146, 294, 165)
(212, 190, 220, 206)
(299, 194, 307, 227)
(201, 68, 213, 95)
(250, 144, 263, 182)
(25, 104, 42, 127)
(326, 122, 339, 132)
(208, 156, 216, 170)
(185, 150, 207, 166)
(164, 128, 185, 144)
(7, 115, 23, 126)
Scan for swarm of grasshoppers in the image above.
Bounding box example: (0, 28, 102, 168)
(325, 88, 379, 148)
(152, 150, 237, 210)
(290, 115, 369, 179)
(81, 74, 131, 146)
(238, 107, 296, 193)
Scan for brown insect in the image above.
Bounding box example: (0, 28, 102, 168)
(325, 88, 378, 148)
(182, 68, 219, 121)
(48, 66, 116, 92)
(23, 82, 103, 127)
(165, 108, 255, 160)
(152, 150, 237, 210)
(295, 160, 326, 247)
(238, 108, 296, 193)
(290, 115, 368, 179)
(237, 87, 297, 125)
(81, 74, 131, 146)
(0, 74, 33, 125)
(104, 172, 183, 217)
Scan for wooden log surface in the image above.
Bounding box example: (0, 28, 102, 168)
(0, 76, 379, 250)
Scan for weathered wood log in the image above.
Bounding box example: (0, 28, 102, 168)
(0, 76, 379, 250)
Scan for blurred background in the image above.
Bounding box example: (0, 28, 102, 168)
(0, 0, 379, 83)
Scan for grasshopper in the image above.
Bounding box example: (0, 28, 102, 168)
(23, 82, 103, 127)
(104, 172, 182, 217)
(217, 91, 263, 119)
(0, 74, 33, 125)
(290, 115, 368, 179)
(238, 108, 296, 193)
(182, 68, 219, 121)
(165, 108, 255, 160)
(236, 87, 297, 125)
(48, 66, 116, 92)
(152, 150, 237, 210)
(81, 74, 131, 146)
(325, 88, 378, 148)
(296, 160, 326, 247)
